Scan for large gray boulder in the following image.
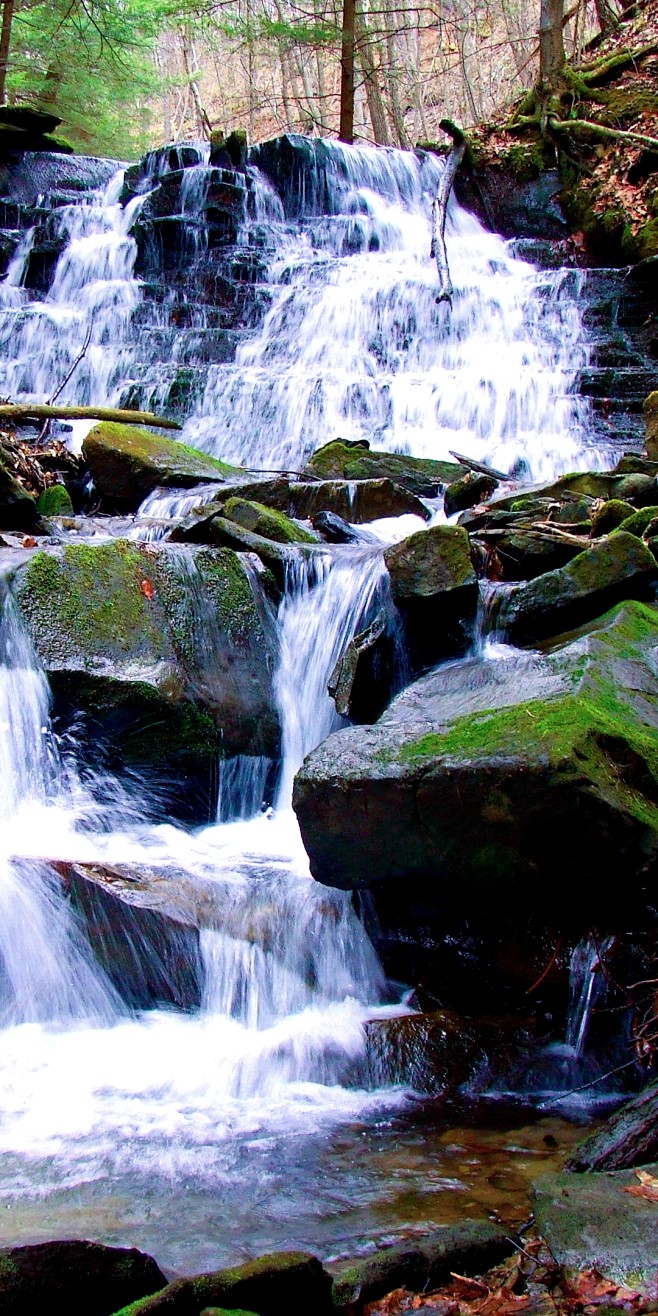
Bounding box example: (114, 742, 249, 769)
(293, 601, 658, 928)
(11, 539, 280, 779)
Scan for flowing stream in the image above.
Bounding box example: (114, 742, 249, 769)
(0, 138, 610, 1269)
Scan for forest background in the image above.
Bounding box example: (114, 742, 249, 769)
(0, 0, 631, 161)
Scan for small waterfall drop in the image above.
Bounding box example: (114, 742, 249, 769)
(566, 935, 613, 1060)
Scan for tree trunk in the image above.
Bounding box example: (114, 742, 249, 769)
(539, 0, 566, 90)
(594, 0, 619, 34)
(355, 4, 390, 145)
(339, 0, 356, 142)
(0, 0, 14, 106)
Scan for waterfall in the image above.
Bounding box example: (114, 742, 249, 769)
(0, 582, 120, 1025)
(0, 135, 616, 1265)
(184, 142, 596, 482)
(566, 936, 613, 1059)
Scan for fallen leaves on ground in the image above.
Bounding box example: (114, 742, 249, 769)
(363, 1230, 650, 1316)
(623, 1169, 658, 1203)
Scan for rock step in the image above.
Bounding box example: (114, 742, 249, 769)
(577, 366, 657, 403)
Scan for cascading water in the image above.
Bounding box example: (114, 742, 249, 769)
(185, 141, 597, 481)
(0, 136, 618, 1267)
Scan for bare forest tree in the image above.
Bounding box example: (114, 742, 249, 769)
(152, 0, 629, 148)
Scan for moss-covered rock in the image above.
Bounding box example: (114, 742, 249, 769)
(533, 1166, 658, 1289)
(590, 499, 635, 536)
(110, 1251, 333, 1315)
(0, 1239, 167, 1315)
(36, 481, 74, 517)
(11, 540, 280, 779)
(331, 1222, 511, 1312)
(614, 504, 658, 539)
(505, 532, 657, 644)
(222, 496, 317, 544)
(82, 422, 242, 510)
(303, 439, 462, 494)
(384, 523, 478, 667)
(293, 601, 658, 928)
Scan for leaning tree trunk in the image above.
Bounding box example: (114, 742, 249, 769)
(539, 0, 565, 91)
(430, 120, 467, 306)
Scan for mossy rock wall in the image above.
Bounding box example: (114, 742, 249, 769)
(11, 540, 280, 779)
(293, 601, 658, 934)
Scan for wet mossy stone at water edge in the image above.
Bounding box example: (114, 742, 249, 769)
(331, 1222, 511, 1311)
(83, 423, 242, 510)
(644, 391, 658, 460)
(384, 523, 478, 667)
(504, 532, 658, 644)
(222, 496, 318, 544)
(293, 601, 658, 924)
(12, 539, 280, 767)
(36, 481, 74, 517)
(0, 1239, 167, 1315)
(532, 1167, 658, 1289)
(303, 438, 462, 495)
(110, 1250, 333, 1315)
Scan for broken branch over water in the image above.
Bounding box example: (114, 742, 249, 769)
(430, 119, 467, 307)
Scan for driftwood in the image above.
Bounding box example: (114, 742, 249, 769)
(449, 450, 508, 480)
(430, 119, 467, 306)
(0, 403, 181, 430)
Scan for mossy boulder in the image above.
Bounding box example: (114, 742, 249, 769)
(331, 1222, 511, 1312)
(36, 481, 74, 517)
(293, 601, 658, 928)
(533, 1166, 658, 1290)
(82, 422, 242, 510)
(590, 499, 635, 536)
(110, 1250, 333, 1315)
(222, 496, 317, 544)
(11, 540, 279, 784)
(645, 391, 658, 461)
(303, 439, 462, 495)
(0, 1239, 167, 1315)
(615, 505, 658, 539)
(505, 532, 658, 644)
(384, 523, 478, 667)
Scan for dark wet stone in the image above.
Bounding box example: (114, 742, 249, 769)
(443, 471, 498, 517)
(82, 423, 242, 511)
(384, 523, 478, 668)
(110, 1250, 333, 1315)
(0, 1239, 167, 1315)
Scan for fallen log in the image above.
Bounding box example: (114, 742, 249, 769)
(449, 450, 509, 481)
(430, 119, 467, 306)
(0, 403, 181, 431)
